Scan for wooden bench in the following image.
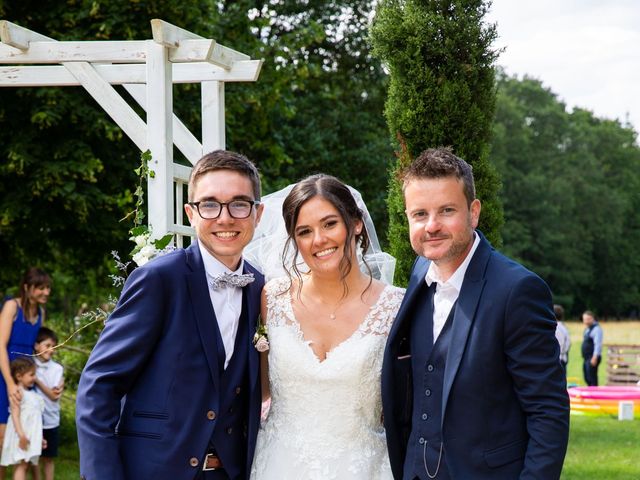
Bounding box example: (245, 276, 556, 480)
(606, 344, 640, 385)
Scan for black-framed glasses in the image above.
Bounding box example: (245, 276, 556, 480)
(188, 200, 260, 219)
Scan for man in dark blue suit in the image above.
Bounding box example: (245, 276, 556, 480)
(382, 148, 569, 479)
(76, 150, 265, 479)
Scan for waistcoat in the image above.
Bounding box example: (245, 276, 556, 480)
(209, 292, 251, 479)
(405, 282, 456, 480)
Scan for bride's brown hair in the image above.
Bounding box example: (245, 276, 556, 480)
(281, 174, 371, 298)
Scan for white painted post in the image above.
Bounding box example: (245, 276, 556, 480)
(145, 40, 174, 241)
(202, 81, 225, 152)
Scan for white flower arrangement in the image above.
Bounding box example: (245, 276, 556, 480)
(129, 228, 173, 267)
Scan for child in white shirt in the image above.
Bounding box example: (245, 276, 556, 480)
(33, 328, 64, 480)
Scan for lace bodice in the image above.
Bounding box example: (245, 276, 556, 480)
(250, 277, 404, 480)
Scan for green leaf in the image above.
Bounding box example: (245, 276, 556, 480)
(153, 234, 174, 250)
(129, 225, 148, 237)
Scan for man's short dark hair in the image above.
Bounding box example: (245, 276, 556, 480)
(188, 150, 261, 201)
(399, 147, 476, 206)
(553, 304, 564, 321)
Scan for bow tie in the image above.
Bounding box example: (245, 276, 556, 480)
(209, 272, 255, 290)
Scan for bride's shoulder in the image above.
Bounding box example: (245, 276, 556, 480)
(379, 282, 406, 304)
(264, 276, 292, 297)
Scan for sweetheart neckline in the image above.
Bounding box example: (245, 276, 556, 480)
(282, 285, 394, 363)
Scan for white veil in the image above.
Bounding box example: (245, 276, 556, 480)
(244, 183, 396, 284)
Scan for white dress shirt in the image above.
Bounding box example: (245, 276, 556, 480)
(425, 233, 480, 343)
(34, 357, 64, 429)
(198, 243, 244, 369)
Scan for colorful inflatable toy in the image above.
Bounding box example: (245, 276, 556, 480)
(568, 386, 640, 415)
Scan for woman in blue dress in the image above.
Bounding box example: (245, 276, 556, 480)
(0, 268, 51, 463)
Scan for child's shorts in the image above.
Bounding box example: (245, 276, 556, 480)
(41, 427, 59, 458)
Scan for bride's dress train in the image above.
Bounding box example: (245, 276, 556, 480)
(250, 277, 404, 480)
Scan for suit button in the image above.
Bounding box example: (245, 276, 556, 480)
(425, 389, 431, 397)
(427, 364, 434, 372)
(189, 457, 199, 467)
(207, 410, 216, 420)
(227, 427, 233, 434)
(235, 387, 241, 394)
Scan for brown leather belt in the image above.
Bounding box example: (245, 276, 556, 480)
(202, 453, 223, 471)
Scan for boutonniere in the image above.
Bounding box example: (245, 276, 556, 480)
(253, 318, 269, 352)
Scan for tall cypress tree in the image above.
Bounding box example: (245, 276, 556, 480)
(370, 0, 502, 284)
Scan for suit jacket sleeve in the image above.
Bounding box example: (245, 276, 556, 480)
(76, 265, 168, 480)
(503, 273, 570, 479)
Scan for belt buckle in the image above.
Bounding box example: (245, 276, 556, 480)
(202, 453, 221, 471)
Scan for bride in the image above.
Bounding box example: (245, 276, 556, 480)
(247, 174, 404, 479)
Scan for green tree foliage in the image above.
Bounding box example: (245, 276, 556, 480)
(218, 1, 394, 234)
(370, 0, 502, 285)
(0, 1, 393, 315)
(491, 72, 640, 317)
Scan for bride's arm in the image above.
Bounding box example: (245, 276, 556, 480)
(260, 288, 271, 404)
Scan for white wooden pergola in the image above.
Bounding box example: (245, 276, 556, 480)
(0, 19, 262, 246)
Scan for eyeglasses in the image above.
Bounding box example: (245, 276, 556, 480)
(188, 200, 260, 219)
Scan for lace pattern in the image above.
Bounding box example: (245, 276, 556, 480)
(251, 277, 404, 480)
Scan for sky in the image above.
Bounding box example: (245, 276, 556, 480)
(486, 0, 640, 134)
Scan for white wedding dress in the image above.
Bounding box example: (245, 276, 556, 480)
(250, 277, 404, 480)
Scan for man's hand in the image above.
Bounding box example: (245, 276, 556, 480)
(590, 355, 598, 367)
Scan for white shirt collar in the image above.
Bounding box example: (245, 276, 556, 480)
(425, 232, 480, 292)
(197, 241, 244, 279)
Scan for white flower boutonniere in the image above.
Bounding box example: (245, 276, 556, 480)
(253, 322, 269, 352)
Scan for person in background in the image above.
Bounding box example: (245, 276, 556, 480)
(581, 310, 603, 386)
(554, 304, 571, 375)
(33, 327, 64, 480)
(0, 268, 50, 480)
(0, 357, 44, 479)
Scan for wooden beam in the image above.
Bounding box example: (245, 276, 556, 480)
(173, 163, 192, 181)
(0, 60, 263, 86)
(125, 84, 203, 164)
(151, 18, 203, 46)
(145, 40, 174, 240)
(66, 62, 148, 151)
(0, 40, 147, 64)
(202, 81, 225, 152)
(151, 19, 247, 70)
(209, 42, 250, 70)
(0, 20, 50, 48)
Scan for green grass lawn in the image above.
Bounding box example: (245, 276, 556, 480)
(52, 321, 640, 478)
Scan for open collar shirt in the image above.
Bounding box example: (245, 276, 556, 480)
(425, 232, 480, 343)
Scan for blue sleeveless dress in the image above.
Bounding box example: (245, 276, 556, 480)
(0, 301, 42, 423)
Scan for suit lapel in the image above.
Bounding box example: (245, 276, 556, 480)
(243, 263, 261, 395)
(185, 243, 222, 391)
(441, 234, 491, 422)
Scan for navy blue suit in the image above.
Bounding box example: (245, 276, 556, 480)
(382, 232, 569, 479)
(76, 242, 263, 480)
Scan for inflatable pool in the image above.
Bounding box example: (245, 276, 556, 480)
(568, 386, 640, 415)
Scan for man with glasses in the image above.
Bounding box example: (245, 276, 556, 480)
(77, 150, 265, 480)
